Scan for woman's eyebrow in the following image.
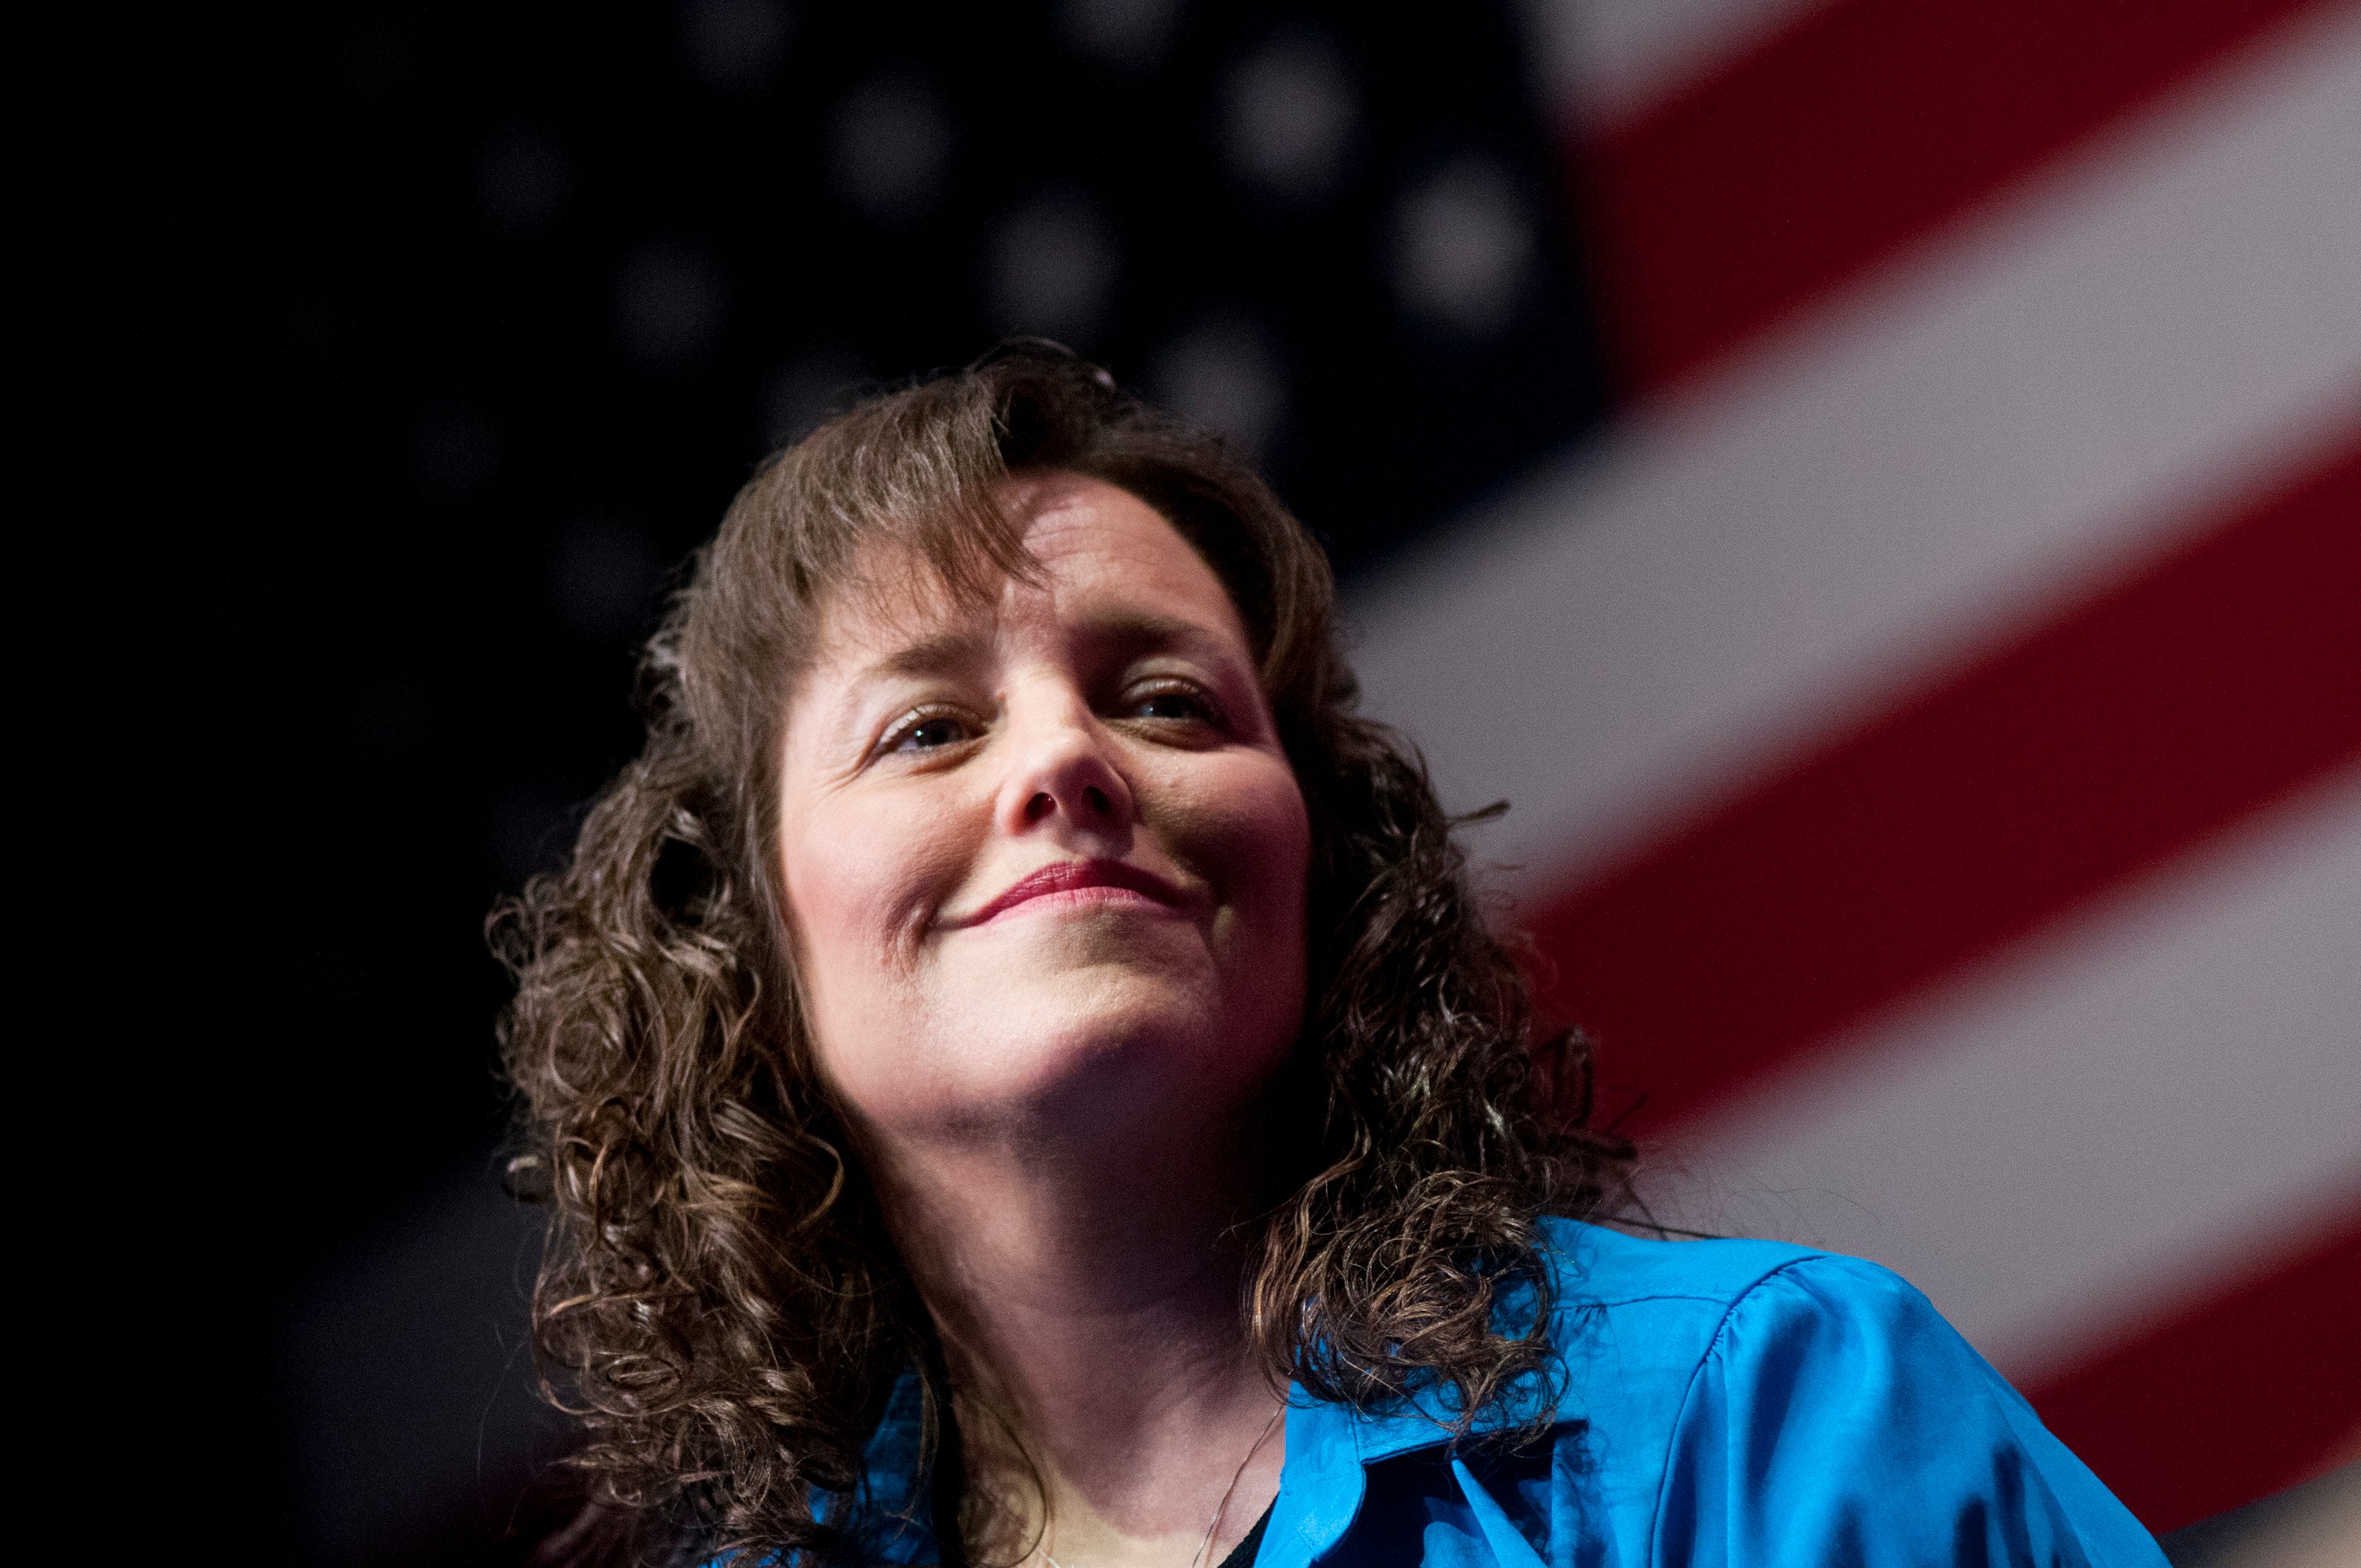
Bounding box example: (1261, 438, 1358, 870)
(853, 628, 996, 684)
(1078, 611, 1239, 666)
(812, 629, 994, 746)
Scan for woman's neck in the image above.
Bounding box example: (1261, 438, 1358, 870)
(861, 1114, 1288, 1568)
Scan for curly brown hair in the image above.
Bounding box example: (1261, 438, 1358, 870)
(491, 343, 1635, 1565)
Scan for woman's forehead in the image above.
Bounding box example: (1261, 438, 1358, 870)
(807, 478, 1245, 671)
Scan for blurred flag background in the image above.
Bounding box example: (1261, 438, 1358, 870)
(227, 2, 2358, 1562)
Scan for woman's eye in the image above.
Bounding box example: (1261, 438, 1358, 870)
(882, 712, 973, 754)
(1128, 685, 1219, 725)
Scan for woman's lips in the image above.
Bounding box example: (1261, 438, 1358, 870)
(956, 858, 1192, 926)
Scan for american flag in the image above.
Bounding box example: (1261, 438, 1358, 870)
(1350, 0, 2361, 1531)
(255, 2, 2359, 1555)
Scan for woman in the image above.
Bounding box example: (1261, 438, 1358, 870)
(496, 345, 2166, 1567)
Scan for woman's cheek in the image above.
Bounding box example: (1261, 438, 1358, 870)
(783, 792, 937, 991)
(1174, 751, 1310, 934)
(847, 799, 965, 962)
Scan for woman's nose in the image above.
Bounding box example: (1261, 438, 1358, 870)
(998, 694, 1135, 839)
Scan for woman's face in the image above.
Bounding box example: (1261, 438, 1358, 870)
(774, 474, 1311, 1153)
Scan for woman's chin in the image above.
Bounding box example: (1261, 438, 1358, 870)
(911, 983, 1278, 1142)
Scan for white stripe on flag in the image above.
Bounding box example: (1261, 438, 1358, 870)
(1519, 0, 1832, 131)
(1642, 765, 2361, 1382)
(1344, 6, 2361, 895)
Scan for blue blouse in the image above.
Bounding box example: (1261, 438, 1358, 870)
(822, 1219, 2167, 1566)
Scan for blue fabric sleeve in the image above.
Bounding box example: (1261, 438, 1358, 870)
(1652, 1255, 2168, 1568)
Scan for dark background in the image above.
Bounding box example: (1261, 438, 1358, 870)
(213, 4, 1613, 1561)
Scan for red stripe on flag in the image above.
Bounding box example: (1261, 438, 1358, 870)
(1579, 0, 2326, 393)
(2023, 1195, 2361, 1534)
(1526, 424, 2361, 1134)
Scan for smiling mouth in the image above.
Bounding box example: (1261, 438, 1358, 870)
(958, 859, 1192, 925)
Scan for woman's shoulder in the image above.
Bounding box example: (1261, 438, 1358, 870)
(1291, 1219, 2165, 1565)
(1528, 1214, 2030, 1465)
(1535, 1212, 1841, 1308)
(1505, 1218, 1893, 1441)
(1535, 1212, 1976, 1346)
(1505, 1216, 2167, 1566)
(1353, 1218, 1915, 1451)
(1528, 1216, 1892, 1389)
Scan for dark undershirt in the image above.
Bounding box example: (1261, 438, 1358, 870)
(1215, 1503, 1273, 1568)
